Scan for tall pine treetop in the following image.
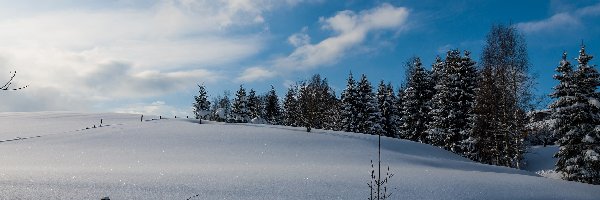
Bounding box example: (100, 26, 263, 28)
(431, 55, 445, 84)
(577, 44, 594, 66)
(574, 44, 600, 96)
(549, 52, 574, 101)
(341, 72, 359, 133)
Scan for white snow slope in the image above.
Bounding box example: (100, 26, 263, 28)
(0, 112, 599, 199)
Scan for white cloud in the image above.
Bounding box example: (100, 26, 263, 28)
(578, 3, 600, 16)
(275, 3, 409, 70)
(0, 0, 306, 112)
(0, 2, 264, 70)
(288, 27, 311, 47)
(170, 0, 309, 28)
(516, 13, 579, 33)
(516, 2, 600, 34)
(236, 67, 277, 82)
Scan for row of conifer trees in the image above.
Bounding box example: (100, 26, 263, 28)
(192, 24, 528, 169)
(192, 24, 600, 184)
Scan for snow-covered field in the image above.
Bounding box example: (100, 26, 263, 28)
(0, 112, 599, 199)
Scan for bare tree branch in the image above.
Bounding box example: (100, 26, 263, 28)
(1, 71, 28, 91)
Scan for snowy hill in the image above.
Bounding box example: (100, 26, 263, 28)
(0, 112, 599, 199)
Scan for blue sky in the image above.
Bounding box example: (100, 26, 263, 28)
(0, 0, 598, 116)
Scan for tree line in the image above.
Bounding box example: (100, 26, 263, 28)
(192, 24, 600, 185)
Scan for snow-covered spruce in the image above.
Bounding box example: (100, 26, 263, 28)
(552, 45, 600, 185)
(341, 72, 359, 133)
(264, 85, 283, 125)
(426, 50, 477, 156)
(399, 57, 434, 143)
(192, 84, 211, 120)
(356, 74, 383, 135)
(297, 74, 337, 132)
(231, 85, 250, 123)
(282, 85, 300, 127)
(246, 89, 261, 120)
(376, 81, 399, 138)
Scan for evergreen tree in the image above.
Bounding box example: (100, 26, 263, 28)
(427, 50, 477, 155)
(247, 89, 260, 119)
(457, 51, 478, 156)
(257, 93, 268, 120)
(319, 82, 339, 131)
(427, 53, 452, 148)
(356, 74, 383, 135)
(386, 83, 399, 123)
(395, 57, 420, 138)
(430, 56, 444, 84)
(554, 45, 600, 184)
(356, 74, 369, 133)
(428, 50, 477, 155)
(399, 58, 433, 142)
(298, 74, 336, 132)
(264, 85, 282, 125)
(394, 86, 405, 138)
(549, 51, 576, 147)
(231, 85, 249, 123)
(298, 81, 315, 132)
(192, 84, 211, 120)
(325, 96, 342, 131)
(377, 81, 398, 137)
(341, 72, 359, 132)
(283, 85, 300, 127)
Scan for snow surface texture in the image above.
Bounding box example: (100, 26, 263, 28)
(0, 112, 599, 199)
